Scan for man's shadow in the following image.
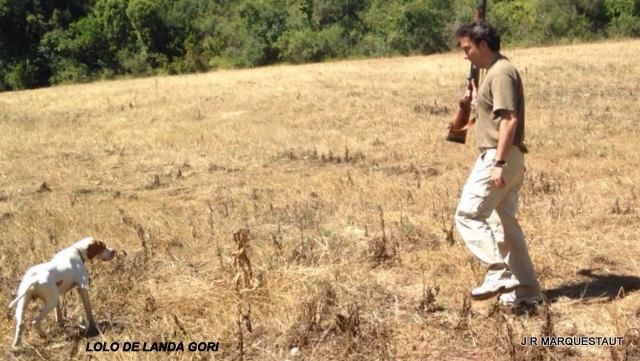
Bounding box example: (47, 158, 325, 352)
(544, 269, 640, 303)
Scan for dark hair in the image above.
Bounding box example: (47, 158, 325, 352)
(455, 20, 501, 52)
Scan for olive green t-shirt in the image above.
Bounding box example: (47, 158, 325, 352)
(474, 55, 525, 150)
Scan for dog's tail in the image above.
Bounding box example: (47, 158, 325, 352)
(8, 284, 34, 309)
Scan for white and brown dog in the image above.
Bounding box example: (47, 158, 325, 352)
(8, 237, 116, 348)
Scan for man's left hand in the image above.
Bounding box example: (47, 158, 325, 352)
(491, 166, 506, 188)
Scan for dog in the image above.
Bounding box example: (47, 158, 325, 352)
(8, 237, 116, 348)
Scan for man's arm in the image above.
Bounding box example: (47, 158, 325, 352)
(491, 109, 518, 188)
(495, 110, 518, 162)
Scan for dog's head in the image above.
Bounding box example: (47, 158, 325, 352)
(75, 237, 116, 262)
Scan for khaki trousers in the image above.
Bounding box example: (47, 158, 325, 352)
(455, 146, 540, 297)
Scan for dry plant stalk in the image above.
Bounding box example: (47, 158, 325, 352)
(504, 322, 518, 361)
(232, 229, 254, 360)
(239, 303, 252, 333)
(172, 313, 188, 337)
(541, 303, 555, 339)
(119, 208, 151, 257)
(207, 201, 224, 268)
(455, 295, 475, 337)
(417, 283, 442, 314)
(370, 206, 398, 267)
(232, 228, 255, 292)
(336, 303, 361, 338)
(236, 317, 245, 361)
(288, 282, 337, 350)
(271, 222, 283, 254)
(623, 328, 640, 360)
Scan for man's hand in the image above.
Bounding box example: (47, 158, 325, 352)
(451, 80, 476, 130)
(459, 79, 477, 110)
(458, 93, 471, 111)
(491, 166, 506, 188)
(447, 79, 477, 144)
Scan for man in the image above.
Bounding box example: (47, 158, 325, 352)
(451, 21, 542, 306)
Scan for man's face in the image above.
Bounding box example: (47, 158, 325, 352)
(459, 36, 482, 67)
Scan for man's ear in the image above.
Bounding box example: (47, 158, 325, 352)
(478, 39, 489, 51)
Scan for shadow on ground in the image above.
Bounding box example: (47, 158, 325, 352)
(544, 268, 640, 303)
(7, 320, 127, 357)
(76, 319, 127, 339)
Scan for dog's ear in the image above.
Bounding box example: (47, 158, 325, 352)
(86, 240, 107, 260)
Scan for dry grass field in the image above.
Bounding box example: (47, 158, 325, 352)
(1, 39, 640, 361)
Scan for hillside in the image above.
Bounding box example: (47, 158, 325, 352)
(1, 40, 640, 360)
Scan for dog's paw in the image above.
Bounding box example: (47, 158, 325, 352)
(10, 345, 29, 354)
(81, 323, 100, 338)
(84, 327, 100, 338)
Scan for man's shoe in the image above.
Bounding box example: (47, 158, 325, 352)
(470, 278, 520, 300)
(498, 292, 543, 307)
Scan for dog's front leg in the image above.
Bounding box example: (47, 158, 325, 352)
(77, 287, 98, 337)
(55, 299, 64, 326)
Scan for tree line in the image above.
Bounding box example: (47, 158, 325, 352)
(1, 0, 639, 91)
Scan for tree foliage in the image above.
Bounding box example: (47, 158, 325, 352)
(1, 0, 639, 90)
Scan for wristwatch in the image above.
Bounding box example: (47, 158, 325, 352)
(493, 159, 506, 168)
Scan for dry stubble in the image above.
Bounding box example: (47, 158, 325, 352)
(1, 40, 640, 360)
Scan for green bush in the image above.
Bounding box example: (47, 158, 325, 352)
(492, 0, 600, 45)
(608, 12, 640, 35)
(606, 0, 640, 36)
(48, 59, 91, 84)
(278, 28, 326, 63)
(117, 47, 152, 75)
(362, 0, 451, 56)
(3, 60, 48, 90)
(1, 0, 640, 91)
(126, 0, 168, 59)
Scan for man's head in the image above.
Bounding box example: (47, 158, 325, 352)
(455, 21, 500, 69)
